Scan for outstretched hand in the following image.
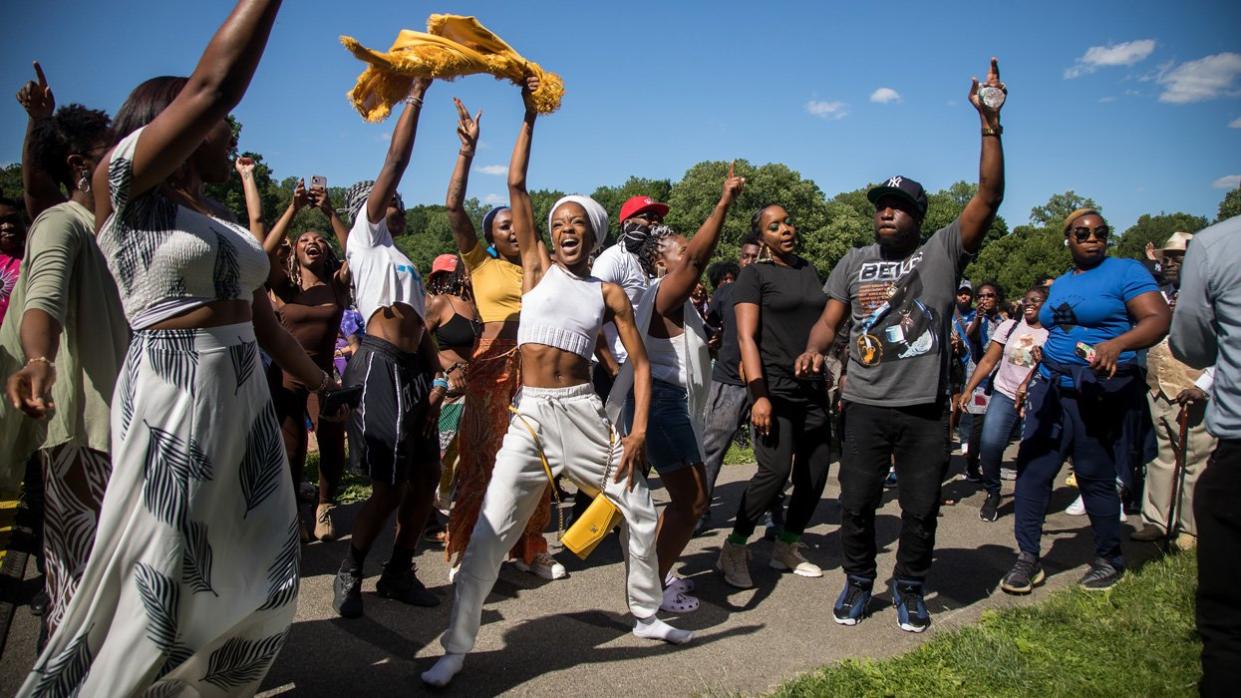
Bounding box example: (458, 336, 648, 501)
(721, 160, 746, 205)
(969, 57, 1006, 122)
(454, 97, 482, 156)
(235, 155, 256, 179)
(521, 75, 541, 111)
(291, 178, 308, 211)
(16, 61, 54, 120)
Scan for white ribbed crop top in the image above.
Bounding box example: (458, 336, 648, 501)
(517, 264, 605, 360)
(97, 127, 271, 329)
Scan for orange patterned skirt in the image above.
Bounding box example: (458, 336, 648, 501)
(446, 338, 551, 565)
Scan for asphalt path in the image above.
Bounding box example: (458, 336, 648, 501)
(0, 448, 1160, 697)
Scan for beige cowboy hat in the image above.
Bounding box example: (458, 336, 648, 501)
(1162, 231, 1193, 252)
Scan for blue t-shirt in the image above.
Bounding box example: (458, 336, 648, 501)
(1039, 257, 1158, 376)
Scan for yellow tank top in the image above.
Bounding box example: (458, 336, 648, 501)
(461, 242, 522, 323)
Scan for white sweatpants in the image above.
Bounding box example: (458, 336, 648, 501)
(442, 383, 661, 654)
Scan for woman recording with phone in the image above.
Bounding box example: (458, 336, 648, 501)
(1001, 208, 1169, 595)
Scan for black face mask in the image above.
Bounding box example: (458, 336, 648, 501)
(622, 220, 651, 254)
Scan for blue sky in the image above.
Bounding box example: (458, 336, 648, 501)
(2, 1, 1239, 233)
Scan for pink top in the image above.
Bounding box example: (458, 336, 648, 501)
(991, 318, 1049, 400)
(0, 253, 20, 326)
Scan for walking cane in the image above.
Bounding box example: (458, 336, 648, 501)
(1163, 403, 1191, 552)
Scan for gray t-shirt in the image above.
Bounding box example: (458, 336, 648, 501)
(825, 220, 970, 407)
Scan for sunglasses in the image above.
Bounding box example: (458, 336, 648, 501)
(631, 212, 662, 223)
(1070, 226, 1109, 243)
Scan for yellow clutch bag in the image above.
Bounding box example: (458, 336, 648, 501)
(561, 494, 622, 560)
(508, 405, 622, 561)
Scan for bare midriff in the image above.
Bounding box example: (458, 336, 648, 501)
(519, 344, 592, 389)
(366, 302, 426, 353)
(479, 319, 520, 342)
(148, 299, 252, 330)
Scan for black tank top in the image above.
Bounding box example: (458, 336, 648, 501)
(435, 313, 480, 351)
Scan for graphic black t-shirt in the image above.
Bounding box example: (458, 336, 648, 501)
(731, 257, 827, 398)
(709, 282, 743, 386)
(825, 220, 970, 407)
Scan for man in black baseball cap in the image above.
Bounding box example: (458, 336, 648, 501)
(794, 57, 1008, 633)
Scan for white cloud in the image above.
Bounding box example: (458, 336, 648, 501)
(476, 164, 506, 175)
(1098, 96, 1116, 103)
(870, 87, 902, 104)
(1230, 117, 1241, 128)
(1158, 53, 1241, 103)
(1212, 174, 1241, 190)
(482, 193, 506, 205)
(806, 100, 848, 120)
(1065, 39, 1157, 78)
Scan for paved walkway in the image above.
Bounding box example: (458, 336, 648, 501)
(0, 452, 1159, 697)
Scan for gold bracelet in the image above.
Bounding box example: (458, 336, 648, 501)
(982, 125, 1003, 137)
(27, 356, 54, 369)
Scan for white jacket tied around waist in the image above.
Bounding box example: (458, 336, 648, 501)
(605, 276, 711, 460)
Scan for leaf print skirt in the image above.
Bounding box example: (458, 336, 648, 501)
(19, 323, 299, 698)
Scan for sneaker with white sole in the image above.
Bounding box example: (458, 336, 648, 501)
(716, 539, 753, 588)
(447, 563, 460, 584)
(514, 552, 567, 580)
(832, 575, 873, 626)
(890, 578, 931, 633)
(769, 540, 823, 577)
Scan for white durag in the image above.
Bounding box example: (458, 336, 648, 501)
(548, 194, 609, 254)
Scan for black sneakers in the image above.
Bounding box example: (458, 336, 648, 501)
(376, 563, 441, 607)
(832, 575, 874, 626)
(890, 579, 931, 633)
(1000, 552, 1045, 595)
(333, 566, 364, 618)
(1078, 558, 1123, 591)
(979, 493, 1002, 522)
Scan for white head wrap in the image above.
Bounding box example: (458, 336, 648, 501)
(549, 194, 609, 254)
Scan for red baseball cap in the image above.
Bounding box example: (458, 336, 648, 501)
(431, 254, 458, 276)
(618, 195, 670, 223)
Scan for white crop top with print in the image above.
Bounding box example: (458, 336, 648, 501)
(517, 264, 605, 360)
(97, 127, 271, 329)
(345, 213, 425, 324)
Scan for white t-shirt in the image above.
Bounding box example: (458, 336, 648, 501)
(345, 213, 425, 324)
(991, 319, 1050, 400)
(591, 244, 648, 364)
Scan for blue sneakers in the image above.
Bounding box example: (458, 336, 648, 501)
(891, 579, 931, 632)
(832, 575, 873, 625)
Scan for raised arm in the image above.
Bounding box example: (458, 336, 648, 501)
(509, 77, 551, 291)
(235, 156, 265, 242)
(16, 62, 64, 220)
(794, 299, 850, 377)
(959, 57, 1006, 254)
(263, 179, 304, 254)
(366, 77, 431, 225)
(655, 164, 745, 315)
(306, 183, 348, 255)
(605, 282, 649, 491)
(96, 0, 282, 207)
(446, 98, 482, 253)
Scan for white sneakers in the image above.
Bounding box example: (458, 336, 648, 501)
(514, 552, 567, 580)
(1064, 494, 1127, 521)
(770, 540, 823, 577)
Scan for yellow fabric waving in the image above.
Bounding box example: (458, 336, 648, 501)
(340, 14, 564, 122)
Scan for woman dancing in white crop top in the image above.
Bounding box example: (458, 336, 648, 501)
(422, 77, 691, 689)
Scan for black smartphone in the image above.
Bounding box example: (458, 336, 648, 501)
(321, 385, 362, 415)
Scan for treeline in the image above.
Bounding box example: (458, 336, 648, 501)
(3, 134, 1237, 302)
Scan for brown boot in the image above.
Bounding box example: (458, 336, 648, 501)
(315, 502, 337, 542)
(1129, 524, 1165, 542)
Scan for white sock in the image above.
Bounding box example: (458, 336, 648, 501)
(633, 615, 694, 644)
(421, 653, 465, 687)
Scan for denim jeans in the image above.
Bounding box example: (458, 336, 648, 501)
(700, 381, 750, 504)
(978, 392, 1021, 496)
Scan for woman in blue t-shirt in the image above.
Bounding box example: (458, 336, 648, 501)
(1001, 208, 1169, 595)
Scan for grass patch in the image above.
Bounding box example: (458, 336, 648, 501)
(774, 551, 1200, 698)
(724, 444, 756, 465)
(304, 450, 372, 504)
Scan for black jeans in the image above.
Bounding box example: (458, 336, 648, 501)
(1196, 438, 1241, 697)
(840, 400, 950, 582)
(731, 387, 831, 539)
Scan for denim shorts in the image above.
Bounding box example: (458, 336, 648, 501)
(623, 379, 702, 474)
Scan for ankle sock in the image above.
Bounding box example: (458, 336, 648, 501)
(778, 530, 800, 544)
(633, 615, 694, 644)
(421, 653, 465, 687)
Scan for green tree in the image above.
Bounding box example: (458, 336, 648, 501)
(0, 163, 22, 205)
(923, 181, 1008, 245)
(665, 159, 834, 274)
(1028, 190, 1099, 228)
(965, 224, 1071, 299)
(1115, 212, 1209, 260)
(1218, 187, 1241, 222)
